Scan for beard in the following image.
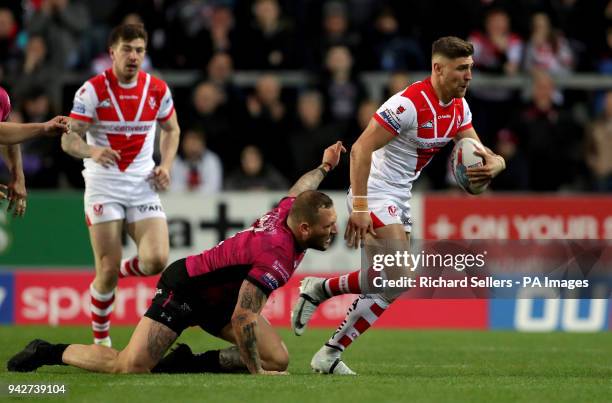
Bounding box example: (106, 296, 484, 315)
(307, 232, 336, 251)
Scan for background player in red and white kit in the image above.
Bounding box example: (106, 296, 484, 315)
(292, 37, 507, 374)
(7, 142, 346, 375)
(61, 24, 181, 347)
(0, 86, 68, 216)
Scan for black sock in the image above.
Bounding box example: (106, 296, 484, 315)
(47, 344, 69, 365)
(192, 350, 222, 373)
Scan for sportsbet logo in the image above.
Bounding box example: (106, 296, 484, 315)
(15, 272, 157, 325)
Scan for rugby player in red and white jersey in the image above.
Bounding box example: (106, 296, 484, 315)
(61, 24, 181, 347)
(7, 142, 345, 375)
(292, 37, 507, 374)
(0, 86, 69, 216)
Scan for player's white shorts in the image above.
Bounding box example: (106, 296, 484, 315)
(346, 188, 412, 233)
(83, 173, 166, 226)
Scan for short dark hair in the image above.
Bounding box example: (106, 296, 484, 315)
(432, 36, 474, 59)
(108, 23, 148, 47)
(290, 190, 333, 225)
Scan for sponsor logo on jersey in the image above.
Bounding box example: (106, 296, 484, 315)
(437, 114, 451, 119)
(272, 260, 289, 281)
(396, 105, 406, 114)
(72, 102, 86, 114)
(148, 96, 157, 110)
(408, 137, 451, 148)
(262, 272, 279, 289)
(137, 204, 163, 213)
(379, 109, 401, 132)
(419, 120, 434, 129)
(93, 204, 104, 216)
(98, 99, 111, 108)
(119, 95, 138, 100)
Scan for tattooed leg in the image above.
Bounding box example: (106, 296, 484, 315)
(114, 317, 178, 373)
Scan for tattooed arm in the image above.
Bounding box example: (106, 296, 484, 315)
(287, 141, 346, 197)
(62, 119, 120, 167)
(231, 280, 269, 374)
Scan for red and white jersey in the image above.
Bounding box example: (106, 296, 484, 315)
(371, 77, 473, 197)
(69, 69, 174, 178)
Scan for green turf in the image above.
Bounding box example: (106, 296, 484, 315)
(0, 326, 611, 402)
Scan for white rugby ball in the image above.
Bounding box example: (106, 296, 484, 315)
(451, 137, 487, 195)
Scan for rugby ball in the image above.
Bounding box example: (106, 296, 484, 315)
(451, 137, 487, 195)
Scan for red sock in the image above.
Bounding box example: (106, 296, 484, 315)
(90, 283, 114, 344)
(324, 271, 361, 296)
(118, 256, 145, 278)
(327, 295, 388, 351)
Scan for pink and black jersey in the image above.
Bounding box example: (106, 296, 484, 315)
(69, 69, 174, 178)
(369, 77, 473, 198)
(185, 197, 305, 297)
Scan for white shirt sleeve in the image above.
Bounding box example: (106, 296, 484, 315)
(373, 91, 417, 136)
(459, 98, 473, 130)
(70, 81, 97, 122)
(157, 84, 174, 121)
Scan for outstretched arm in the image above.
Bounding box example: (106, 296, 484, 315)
(287, 141, 346, 197)
(0, 117, 68, 145)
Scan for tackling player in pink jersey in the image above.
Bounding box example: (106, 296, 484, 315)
(8, 142, 345, 375)
(61, 24, 181, 347)
(292, 37, 507, 374)
(0, 86, 68, 216)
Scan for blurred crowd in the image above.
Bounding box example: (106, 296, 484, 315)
(0, 0, 611, 192)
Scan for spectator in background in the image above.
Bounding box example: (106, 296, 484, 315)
(518, 70, 582, 191)
(490, 128, 529, 190)
(309, 1, 361, 70)
(289, 90, 343, 184)
(204, 52, 243, 110)
(27, 0, 91, 70)
(361, 8, 425, 71)
(384, 71, 411, 99)
(596, 26, 612, 74)
(6, 87, 61, 188)
(0, 8, 20, 78)
(171, 128, 222, 194)
(586, 90, 612, 191)
(186, 81, 233, 167)
(225, 145, 288, 191)
(209, 6, 236, 56)
(468, 8, 523, 143)
(245, 73, 290, 169)
(236, 0, 297, 70)
(320, 45, 366, 127)
(524, 12, 575, 75)
(11, 35, 61, 109)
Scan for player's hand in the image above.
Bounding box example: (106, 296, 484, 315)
(467, 149, 505, 187)
(345, 211, 376, 249)
(7, 176, 27, 217)
(149, 166, 171, 191)
(43, 116, 70, 137)
(91, 146, 121, 168)
(322, 141, 347, 170)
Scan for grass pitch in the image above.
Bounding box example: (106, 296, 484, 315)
(0, 325, 611, 402)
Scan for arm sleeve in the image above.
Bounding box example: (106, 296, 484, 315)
(459, 98, 474, 131)
(157, 84, 175, 122)
(373, 92, 417, 136)
(246, 249, 292, 296)
(69, 82, 97, 122)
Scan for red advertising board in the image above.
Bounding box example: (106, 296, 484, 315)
(13, 271, 487, 329)
(424, 195, 612, 240)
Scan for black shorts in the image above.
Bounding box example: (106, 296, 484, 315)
(144, 258, 236, 336)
